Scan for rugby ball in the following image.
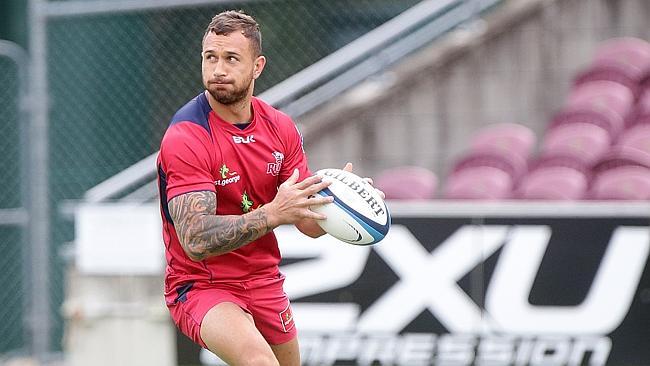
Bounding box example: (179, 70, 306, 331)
(311, 168, 391, 245)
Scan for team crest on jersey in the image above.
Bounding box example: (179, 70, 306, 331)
(215, 163, 240, 187)
(241, 191, 254, 213)
(266, 151, 284, 176)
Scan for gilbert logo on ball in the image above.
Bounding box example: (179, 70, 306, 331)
(311, 168, 391, 245)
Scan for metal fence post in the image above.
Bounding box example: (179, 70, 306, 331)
(27, 0, 51, 359)
(0, 40, 31, 359)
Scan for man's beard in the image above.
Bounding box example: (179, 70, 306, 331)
(208, 78, 252, 105)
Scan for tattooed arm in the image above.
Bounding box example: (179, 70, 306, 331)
(168, 169, 333, 261)
(168, 190, 274, 260)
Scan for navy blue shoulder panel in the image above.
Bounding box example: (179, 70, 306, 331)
(169, 92, 212, 134)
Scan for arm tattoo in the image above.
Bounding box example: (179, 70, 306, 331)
(168, 191, 272, 261)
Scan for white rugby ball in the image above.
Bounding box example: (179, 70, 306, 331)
(311, 168, 391, 245)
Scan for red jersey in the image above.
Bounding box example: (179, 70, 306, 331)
(157, 92, 311, 304)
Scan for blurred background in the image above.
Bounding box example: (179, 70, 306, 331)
(1, 0, 650, 365)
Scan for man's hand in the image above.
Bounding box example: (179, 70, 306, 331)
(342, 162, 386, 200)
(264, 169, 333, 228)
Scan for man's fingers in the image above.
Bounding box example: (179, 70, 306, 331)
(307, 195, 334, 206)
(306, 211, 327, 220)
(295, 174, 324, 189)
(342, 162, 353, 172)
(281, 169, 300, 187)
(303, 179, 331, 196)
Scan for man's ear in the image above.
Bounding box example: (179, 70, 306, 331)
(253, 55, 266, 79)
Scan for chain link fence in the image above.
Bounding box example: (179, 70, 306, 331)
(0, 55, 26, 355)
(46, 0, 421, 354)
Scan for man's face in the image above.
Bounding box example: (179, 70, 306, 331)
(201, 31, 264, 105)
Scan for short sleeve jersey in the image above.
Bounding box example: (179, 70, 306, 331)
(157, 92, 311, 303)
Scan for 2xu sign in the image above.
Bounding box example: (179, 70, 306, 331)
(194, 217, 650, 366)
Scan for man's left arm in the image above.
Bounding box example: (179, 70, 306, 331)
(295, 217, 326, 238)
(276, 122, 327, 238)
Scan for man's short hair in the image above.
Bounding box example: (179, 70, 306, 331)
(203, 10, 262, 56)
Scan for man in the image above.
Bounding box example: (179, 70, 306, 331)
(157, 10, 376, 365)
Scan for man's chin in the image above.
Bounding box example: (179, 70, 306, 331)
(207, 90, 240, 105)
(216, 96, 243, 105)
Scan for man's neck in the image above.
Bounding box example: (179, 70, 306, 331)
(205, 91, 253, 124)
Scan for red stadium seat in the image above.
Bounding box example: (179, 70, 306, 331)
(443, 144, 530, 200)
(591, 145, 650, 176)
(628, 91, 650, 127)
(573, 59, 648, 99)
(516, 166, 588, 200)
(547, 101, 624, 140)
(593, 37, 650, 66)
(541, 122, 611, 166)
(574, 37, 650, 98)
(444, 166, 513, 200)
(590, 165, 650, 200)
(566, 80, 634, 123)
(616, 124, 650, 155)
(469, 123, 536, 159)
(528, 151, 593, 180)
(375, 166, 438, 200)
(450, 146, 528, 183)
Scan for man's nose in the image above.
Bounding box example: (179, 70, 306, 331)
(213, 60, 227, 77)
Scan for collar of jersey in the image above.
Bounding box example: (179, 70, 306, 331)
(210, 105, 258, 133)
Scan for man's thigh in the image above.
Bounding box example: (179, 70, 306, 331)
(201, 302, 278, 365)
(247, 275, 297, 345)
(270, 337, 300, 366)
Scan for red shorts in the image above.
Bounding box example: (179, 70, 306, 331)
(167, 273, 296, 348)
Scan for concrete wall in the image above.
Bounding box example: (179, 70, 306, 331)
(62, 271, 176, 366)
(299, 0, 650, 187)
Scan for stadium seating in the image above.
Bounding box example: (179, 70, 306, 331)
(593, 37, 650, 63)
(529, 151, 592, 176)
(591, 145, 650, 175)
(468, 122, 536, 158)
(616, 124, 650, 155)
(374, 165, 438, 200)
(573, 37, 650, 98)
(574, 60, 646, 98)
(540, 122, 611, 166)
(566, 80, 634, 123)
(516, 166, 588, 200)
(450, 146, 528, 182)
(442, 148, 525, 200)
(443, 166, 513, 200)
(438, 37, 650, 201)
(441, 123, 534, 199)
(547, 100, 624, 140)
(589, 165, 650, 200)
(515, 150, 591, 200)
(628, 90, 650, 127)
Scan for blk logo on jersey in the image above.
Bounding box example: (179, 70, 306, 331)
(267, 151, 284, 176)
(233, 135, 255, 144)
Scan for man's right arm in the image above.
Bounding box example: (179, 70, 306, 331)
(168, 169, 333, 261)
(168, 190, 274, 261)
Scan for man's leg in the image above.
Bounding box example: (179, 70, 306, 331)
(200, 302, 279, 366)
(270, 337, 300, 366)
